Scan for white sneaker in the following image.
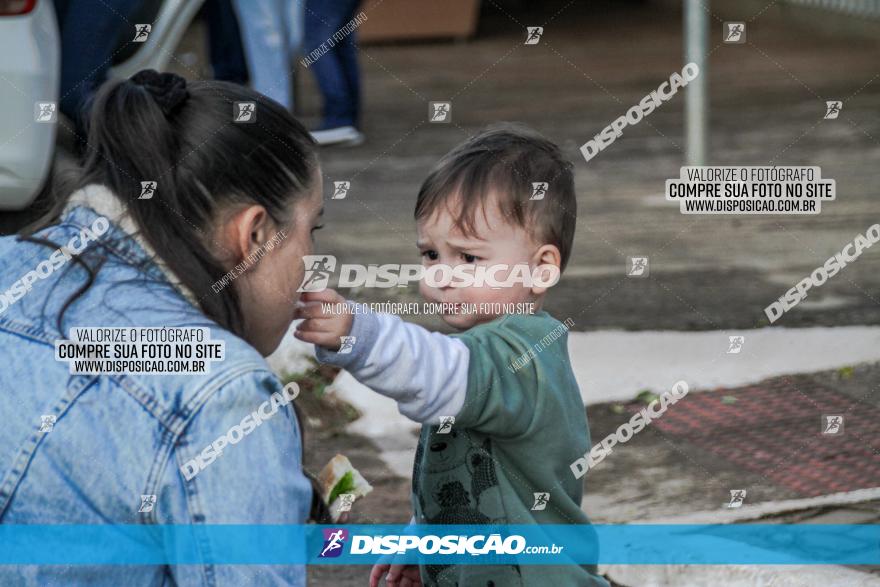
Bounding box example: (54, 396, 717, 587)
(310, 126, 365, 147)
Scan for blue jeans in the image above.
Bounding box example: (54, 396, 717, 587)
(203, 0, 249, 84)
(304, 0, 362, 129)
(231, 0, 305, 109)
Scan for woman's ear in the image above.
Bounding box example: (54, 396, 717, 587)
(531, 244, 562, 296)
(222, 204, 271, 265)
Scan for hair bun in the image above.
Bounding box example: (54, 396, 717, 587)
(131, 69, 189, 116)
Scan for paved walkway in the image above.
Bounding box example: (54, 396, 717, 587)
(584, 364, 880, 523)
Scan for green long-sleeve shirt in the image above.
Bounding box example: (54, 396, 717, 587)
(412, 311, 608, 587)
(316, 306, 608, 586)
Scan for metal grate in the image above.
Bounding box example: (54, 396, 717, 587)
(630, 377, 880, 498)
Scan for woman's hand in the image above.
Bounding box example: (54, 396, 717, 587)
(293, 289, 354, 351)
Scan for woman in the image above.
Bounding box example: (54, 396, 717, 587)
(0, 70, 324, 585)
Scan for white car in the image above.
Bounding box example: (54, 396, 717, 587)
(0, 0, 204, 212)
(0, 0, 59, 211)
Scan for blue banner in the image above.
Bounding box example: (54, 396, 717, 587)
(0, 524, 877, 565)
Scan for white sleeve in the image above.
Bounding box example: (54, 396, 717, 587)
(314, 304, 468, 425)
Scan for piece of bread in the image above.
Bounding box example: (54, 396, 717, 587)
(318, 454, 373, 520)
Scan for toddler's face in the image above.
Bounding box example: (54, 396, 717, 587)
(416, 193, 557, 330)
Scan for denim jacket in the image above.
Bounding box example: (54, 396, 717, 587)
(0, 199, 311, 586)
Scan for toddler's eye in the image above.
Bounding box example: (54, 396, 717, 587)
(462, 253, 478, 263)
(422, 250, 439, 261)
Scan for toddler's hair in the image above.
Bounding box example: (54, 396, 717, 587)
(415, 123, 576, 271)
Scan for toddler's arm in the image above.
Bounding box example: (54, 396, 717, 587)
(294, 290, 468, 425)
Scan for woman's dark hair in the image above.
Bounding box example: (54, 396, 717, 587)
(23, 70, 318, 336)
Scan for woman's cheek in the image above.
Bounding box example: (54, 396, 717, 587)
(301, 233, 314, 257)
(276, 236, 306, 286)
(289, 267, 305, 300)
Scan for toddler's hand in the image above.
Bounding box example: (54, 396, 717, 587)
(293, 289, 354, 352)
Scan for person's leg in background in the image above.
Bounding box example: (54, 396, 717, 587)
(304, 0, 364, 146)
(284, 0, 306, 69)
(53, 0, 143, 141)
(282, 0, 305, 113)
(202, 0, 249, 84)
(52, 0, 70, 28)
(335, 16, 361, 128)
(231, 0, 293, 108)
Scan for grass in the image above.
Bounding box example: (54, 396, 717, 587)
(635, 389, 660, 405)
(281, 357, 339, 397)
(281, 358, 360, 434)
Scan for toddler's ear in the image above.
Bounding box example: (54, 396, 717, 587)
(531, 244, 561, 296)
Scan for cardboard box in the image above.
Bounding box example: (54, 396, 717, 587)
(358, 0, 481, 42)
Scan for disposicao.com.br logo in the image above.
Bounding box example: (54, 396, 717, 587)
(298, 255, 560, 291)
(317, 530, 562, 558)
